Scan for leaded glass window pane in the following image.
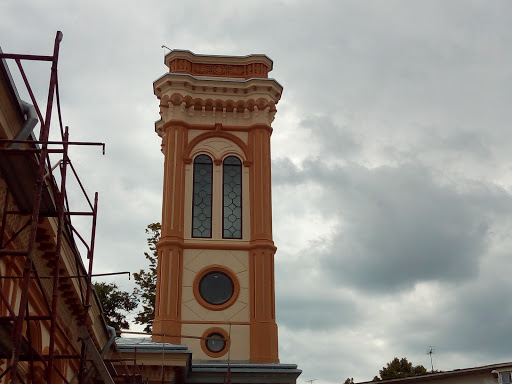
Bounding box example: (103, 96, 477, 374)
(192, 154, 213, 238)
(223, 156, 242, 239)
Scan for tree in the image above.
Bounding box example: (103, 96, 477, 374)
(133, 222, 160, 332)
(343, 378, 355, 384)
(94, 282, 138, 332)
(377, 357, 428, 381)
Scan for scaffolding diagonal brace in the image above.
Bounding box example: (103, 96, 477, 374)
(77, 326, 114, 384)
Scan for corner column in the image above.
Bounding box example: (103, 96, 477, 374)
(160, 124, 188, 239)
(249, 127, 279, 363)
(153, 123, 187, 343)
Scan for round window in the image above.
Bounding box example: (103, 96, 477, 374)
(201, 327, 230, 357)
(199, 271, 234, 305)
(206, 332, 226, 353)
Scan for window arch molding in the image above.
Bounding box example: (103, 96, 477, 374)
(191, 149, 217, 163)
(183, 131, 253, 166)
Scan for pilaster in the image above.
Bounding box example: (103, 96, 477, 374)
(161, 124, 188, 240)
(153, 244, 183, 344)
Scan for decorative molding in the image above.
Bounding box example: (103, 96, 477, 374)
(153, 74, 282, 104)
(156, 120, 273, 139)
(162, 92, 277, 113)
(157, 100, 276, 132)
(156, 237, 277, 253)
(168, 60, 269, 79)
(183, 131, 253, 166)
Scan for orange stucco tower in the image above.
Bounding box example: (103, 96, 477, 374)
(152, 50, 282, 363)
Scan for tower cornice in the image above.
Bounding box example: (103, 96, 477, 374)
(164, 50, 274, 79)
(154, 74, 282, 135)
(154, 73, 283, 102)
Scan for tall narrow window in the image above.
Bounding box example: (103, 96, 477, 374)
(223, 156, 242, 239)
(192, 154, 213, 238)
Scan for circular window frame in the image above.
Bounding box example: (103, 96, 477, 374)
(193, 265, 240, 311)
(201, 327, 230, 358)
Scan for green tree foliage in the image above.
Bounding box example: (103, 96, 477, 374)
(94, 282, 138, 332)
(377, 357, 428, 381)
(133, 222, 160, 333)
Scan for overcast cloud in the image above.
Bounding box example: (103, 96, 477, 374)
(2, 1, 512, 383)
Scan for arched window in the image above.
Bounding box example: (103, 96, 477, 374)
(223, 156, 242, 239)
(192, 154, 213, 238)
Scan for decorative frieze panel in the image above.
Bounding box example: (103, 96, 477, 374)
(193, 63, 245, 77)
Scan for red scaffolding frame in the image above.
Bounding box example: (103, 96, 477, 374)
(0, 31, 114, 383)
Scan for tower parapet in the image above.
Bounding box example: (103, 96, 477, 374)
(164, 50, 273, 79)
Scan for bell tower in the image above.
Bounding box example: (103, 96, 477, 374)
(152, 50, 282, 363)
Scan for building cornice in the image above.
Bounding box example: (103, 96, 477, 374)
(154, 73, 283, 102)
(154, 74, 282, 134)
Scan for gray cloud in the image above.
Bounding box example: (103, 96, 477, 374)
(274, 159, 512, 292)
(299, 115, 361, 159)
(277, 294, 360, 332)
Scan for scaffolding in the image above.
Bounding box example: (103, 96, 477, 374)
(0, 31, 134, 383)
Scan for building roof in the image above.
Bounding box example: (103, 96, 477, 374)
(115, 337, 191, 354)
(357, 362, 512, 384)
(186, 362, 302, 384)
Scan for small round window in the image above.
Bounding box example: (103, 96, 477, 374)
(201, 328, 230, 357)
(206, 332, 226, 353)
(199, 271, 234, 305)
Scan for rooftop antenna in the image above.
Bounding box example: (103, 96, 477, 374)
(426, 346, 436, 372)
(161, 45, 171, 52)
(306, 380, 317, 384)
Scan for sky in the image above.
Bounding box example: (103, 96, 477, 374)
(2, 1, 512, 383)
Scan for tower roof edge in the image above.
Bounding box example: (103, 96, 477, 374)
(164, 50, 274, 79)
